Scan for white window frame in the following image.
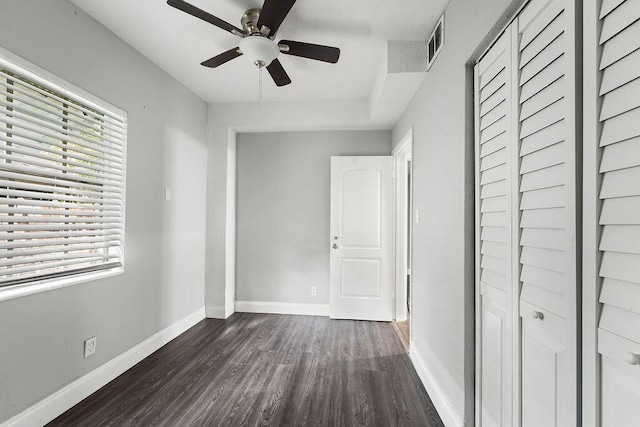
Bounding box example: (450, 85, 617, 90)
(0, 47, 127, 302)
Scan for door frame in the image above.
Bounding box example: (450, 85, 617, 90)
(393, 128, 413, 323)
(582, 0, 601, 425)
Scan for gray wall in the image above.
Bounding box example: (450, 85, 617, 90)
(392, 0, 522, 423)
(0, 0, 208, 422)
(236, 130, 391, 304)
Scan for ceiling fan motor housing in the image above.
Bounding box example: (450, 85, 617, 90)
(241, 8, 262, 35)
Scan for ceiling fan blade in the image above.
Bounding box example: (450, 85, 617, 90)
(167, 0, 244, 36)
(266, 59, 292, 87)
(279, 40, 340, 63)
(257, 0, 296, 36)
(201, 48, 242, 68)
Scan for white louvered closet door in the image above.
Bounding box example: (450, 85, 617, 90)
(516, 0, 578, 425)
(474, 30, 514, 427)
(476, 0, 580, 425)
(476, 0, 579, 427)
(594, 0, 640, 425)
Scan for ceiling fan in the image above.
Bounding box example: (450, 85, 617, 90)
(167, 0, 341, 87)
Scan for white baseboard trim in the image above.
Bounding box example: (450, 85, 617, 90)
(2, 307, 206, 427)
(409, 342, 463, 427)
(235, 300, 329, 317)
(206, 305, 230, 319)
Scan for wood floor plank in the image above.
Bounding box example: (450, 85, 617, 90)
(48, 313, 444, 427)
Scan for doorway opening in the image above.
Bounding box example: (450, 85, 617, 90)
(393, 128, 413, 350)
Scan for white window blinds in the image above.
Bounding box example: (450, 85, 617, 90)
(0, 55, 127, 287)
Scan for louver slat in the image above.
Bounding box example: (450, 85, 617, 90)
(599, 19, 640, 70)
(600, 0, 626, 19)
(599, 48, 640, 95)
(599, 78, 640, 121)
(599, 0, 640, 44)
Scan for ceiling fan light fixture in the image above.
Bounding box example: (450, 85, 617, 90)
(168, 0, 340, 87)
(239, 36, 279, 68)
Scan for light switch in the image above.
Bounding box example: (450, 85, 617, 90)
(415, 209, 420, 224)
(164, 188, 171, 201)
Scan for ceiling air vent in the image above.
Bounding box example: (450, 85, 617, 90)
(427, 15, 444, 70)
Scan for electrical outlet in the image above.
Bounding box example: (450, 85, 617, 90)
(311, 286, 317, 296)
(84, 336, 97, 358)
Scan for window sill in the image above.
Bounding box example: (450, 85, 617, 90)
(0, 267, 124, 303)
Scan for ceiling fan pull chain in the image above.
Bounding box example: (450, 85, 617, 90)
(259, 66, 263, 107)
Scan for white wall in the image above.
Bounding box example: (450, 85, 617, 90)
(205, 101, 388, 318)
(392, 0, 524, 424)
(0, 0, 208, 423)
(235, 130, 391, 305)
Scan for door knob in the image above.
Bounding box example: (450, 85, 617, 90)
(333, 244, 339, 249)
(626, 352, 640, 366)
(532, 311, 544, 320)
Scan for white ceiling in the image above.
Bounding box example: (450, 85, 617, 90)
(69, 0, 449, 105)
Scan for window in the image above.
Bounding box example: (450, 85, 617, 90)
(0, 50, 127, 289)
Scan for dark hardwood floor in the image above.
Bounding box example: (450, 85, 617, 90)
(49, 313, 444, 426)
(392, 320, 410, 352)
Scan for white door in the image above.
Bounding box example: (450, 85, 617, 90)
(516, 0, 578, 424)
(474, 0, 579, 424)
(329, 156, 393, 321)
(588, 0, 640, 424)
(475, 29, 515, 427)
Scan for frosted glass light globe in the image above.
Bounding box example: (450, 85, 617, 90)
(239, 36, 279, 68)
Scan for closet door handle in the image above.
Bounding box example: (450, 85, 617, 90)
(626, 353, 640, 366)
(531, 311, 544, 320)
